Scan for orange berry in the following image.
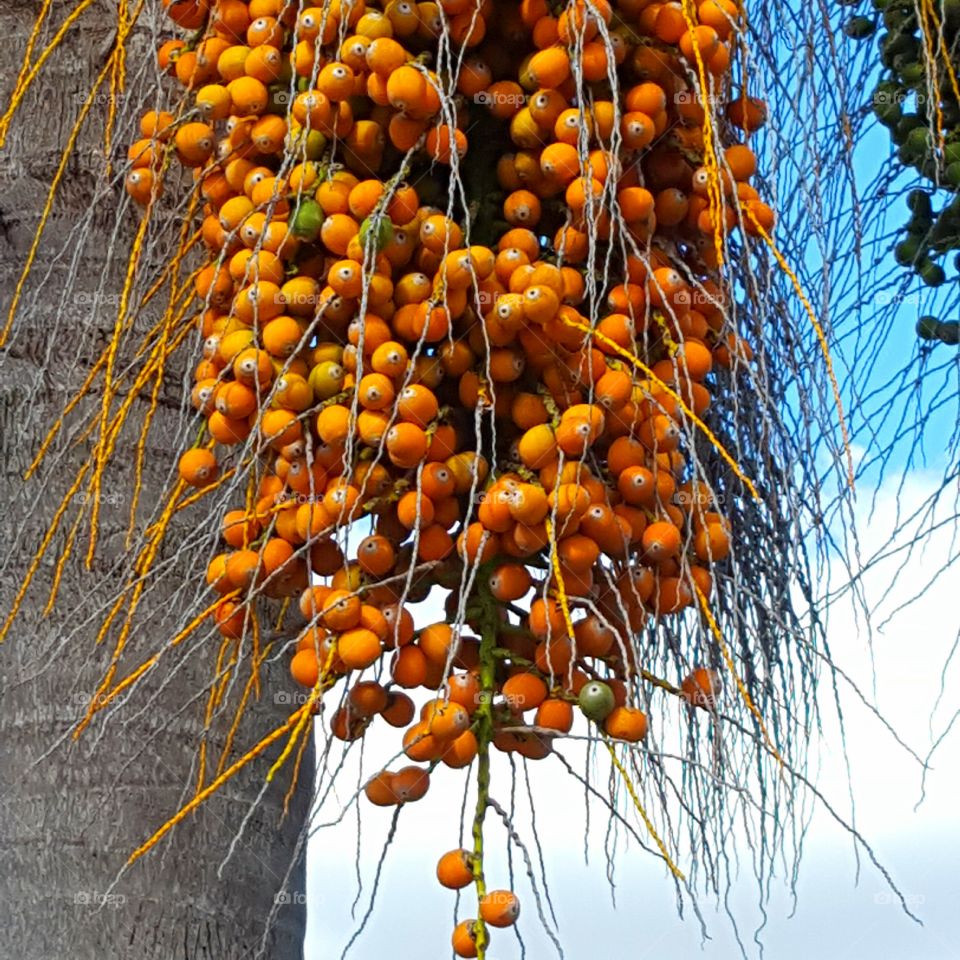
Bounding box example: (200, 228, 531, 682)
(452, 920, 479, 958)
(338, 627, 382, 670)
(290, 649, 320, 687)
(392, 644, 428, 687)
(604, 705, 649, 742)
(488, 563, 532, 601)
(502, 672, 548, 712)
(178, 448, 219, 486)
(364, 771, 397, 806)
(391, 765, 431, 802)
(641, 520, 682, 561)
(480, 890, 520, 928)
(429, 701, 471, 740)
(381, 691, 416, 726)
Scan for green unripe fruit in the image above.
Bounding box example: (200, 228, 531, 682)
(899, 61, 925, 85)
(943, 102, 960, 127)
(895, 235, 922, 264)
(843, 15, 876, 37)
(872, 83, 904, 125)
(918, 258, 946, 285)
(291, 198, 324, 241)
(578, 681, 616, 722)
(943, 0, 960, 27)
(874, 79, 903, 100)
(359, 213, 394, 253)
(897, 144, 920, 166)
(905, 125, 931, 152)
(875, 100, 902, 126)
(936, 321, 960, 344)
(881, 32, 919, 65)
(882, 5, 916, 28)
(893, 113, 923, 145)
(907, 189, 932, 216)
(303, 129, 327, 160)
(308, 359, 346, 399)
(916, 316, 940, 339)
(930, 214, 956, 244)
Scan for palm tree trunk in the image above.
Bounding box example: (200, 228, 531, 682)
(0, 4, 311, 957)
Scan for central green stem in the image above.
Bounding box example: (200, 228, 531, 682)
(470, 587, 498, 958)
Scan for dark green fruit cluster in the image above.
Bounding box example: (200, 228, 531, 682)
(845, 0, 960, 340)
(916, 314, 960, 342)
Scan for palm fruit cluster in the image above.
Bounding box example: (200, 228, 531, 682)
(128, 0, 773, 953)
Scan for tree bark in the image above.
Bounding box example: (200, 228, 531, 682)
(0, 5, 311, 958)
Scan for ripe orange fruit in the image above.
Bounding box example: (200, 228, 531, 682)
(178, 448, 219, 487)
(451, 920, 479, 958)
(479, 890, 520, 928)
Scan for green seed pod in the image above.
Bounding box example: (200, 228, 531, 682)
(843, 15, 876, 37)
(291, 197, 324, 241)
(945, 142, 960, 163)
(916, 315, 941, 339)
(578, 681, 616, 722)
